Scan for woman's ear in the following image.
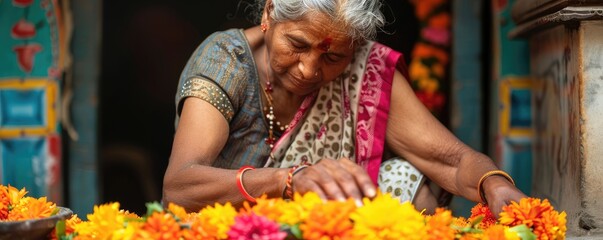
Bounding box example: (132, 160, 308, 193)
(261, 0, 273, 25)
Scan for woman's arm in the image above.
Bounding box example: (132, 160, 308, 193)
(385, 70, 526, 214)
(162, 98, 289, 212)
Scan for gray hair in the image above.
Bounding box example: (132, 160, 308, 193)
(256, 0, 385, 41)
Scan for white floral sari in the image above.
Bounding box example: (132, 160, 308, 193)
(264, 41, 425, 203)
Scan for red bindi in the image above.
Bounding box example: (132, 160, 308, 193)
(317, 37, 332, 52)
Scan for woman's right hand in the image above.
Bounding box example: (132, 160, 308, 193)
(290, 158, 377, 204)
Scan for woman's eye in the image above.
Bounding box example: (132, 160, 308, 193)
(291, 43, 305, 49)
(325, 54, 342, 63)
(289, 40, 306, 50)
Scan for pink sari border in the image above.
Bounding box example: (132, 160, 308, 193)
(356, 43, 402, 184)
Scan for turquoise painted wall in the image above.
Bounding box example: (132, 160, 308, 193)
(0, 0, 64, 203)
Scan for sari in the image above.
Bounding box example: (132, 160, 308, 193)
(176, 29, 424, 203)
(265, 40, 424, 203)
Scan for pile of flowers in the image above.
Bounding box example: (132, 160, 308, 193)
(409, 0, 450, 117)
(0, 184, 57, 221)
(1, 184, 567, 240)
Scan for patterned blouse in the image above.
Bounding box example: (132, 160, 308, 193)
(175, 29, 274, 169)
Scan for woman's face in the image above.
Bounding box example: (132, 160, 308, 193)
(263, 12, 355, 96)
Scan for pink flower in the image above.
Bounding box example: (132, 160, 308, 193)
(227, 213, 287, 240)
(422, 27, 450, 46)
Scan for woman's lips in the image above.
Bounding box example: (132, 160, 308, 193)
(288, 74, 319, 91)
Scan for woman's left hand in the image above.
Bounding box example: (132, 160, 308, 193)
(482, 176, 528, 216)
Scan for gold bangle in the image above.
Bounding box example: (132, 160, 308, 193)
(477, 170, 515, 204)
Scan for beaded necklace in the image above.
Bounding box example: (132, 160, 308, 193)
(261, 51, 289, 149)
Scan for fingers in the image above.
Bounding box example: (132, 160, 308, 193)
(292, 158, 376, 203)
(338, 158, 377, 198)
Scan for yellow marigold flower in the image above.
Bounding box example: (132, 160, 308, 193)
(7, 196, 56, 221)
(483, 225, 520, 240)
(0, 185, 10, 220)
(425, 208, 455, 240)
(141, 212, 182, 240)
(275, 200, 306, 225)
(300, 199, 356, 239)
(7, 185, 28, 207)
(112, 221, 143, 240)
(168, 202, 190, 222)
(194, 202, 237, 239)
(292, 192, 323, 212)
(350, 194, 426, 240)
(499, 198, 567, 240)
(458, 233, 482, 240)
(255, 192, 322, 226)
(74, 202, 126, 239)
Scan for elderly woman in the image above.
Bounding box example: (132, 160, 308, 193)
(163, 0, 526, 215)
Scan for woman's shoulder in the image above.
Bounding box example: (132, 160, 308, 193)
(201, 29, 248, 50)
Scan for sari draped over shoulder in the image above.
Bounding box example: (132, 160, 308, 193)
(266, 41, 403, 185)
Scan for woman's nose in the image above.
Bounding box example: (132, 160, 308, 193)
(298, 54, 321, 80)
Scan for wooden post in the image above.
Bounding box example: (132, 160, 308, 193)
(511, 0, 603, 236)
(69, 0, 101, 217)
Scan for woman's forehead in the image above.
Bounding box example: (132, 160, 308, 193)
(276, 14, 353, 46)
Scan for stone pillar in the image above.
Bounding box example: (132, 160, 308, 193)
(511, 0, 603, 236)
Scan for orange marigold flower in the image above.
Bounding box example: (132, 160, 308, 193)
(483, 225, 520, 240)
(168, 202, 190, 222)
(470, 203, 497, 229)
(8, 196, 56, 221)
(300, 199, 356, 239)
(412, 43, 449, 65)
(411, 0, 446, 20)
(499, 198, 567, 240)
(425, 208, 455, 240)
(65, 214, 82, 236)
(183, 218, 219, 240)
(0, 185, 9, 220)
(244, 195, 286, 222)
(453, 216, 471, 229)
(429, 13, 451, 28)
(142, 212, 182, 240)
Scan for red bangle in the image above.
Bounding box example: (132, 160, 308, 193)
(236, 166, 256, 203)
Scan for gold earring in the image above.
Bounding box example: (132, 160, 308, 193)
(261, 23, 267, 33)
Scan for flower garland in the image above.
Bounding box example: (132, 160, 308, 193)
(0, 184, 567, 239)
(409, 0, 450, 117)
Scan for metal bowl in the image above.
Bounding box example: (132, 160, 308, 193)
(0, 207, 73, 240)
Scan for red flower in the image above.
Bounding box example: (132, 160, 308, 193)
(469, 203, 497, 229)
(13, 0, 33, 7)
(13, 43, 42, 73)
(415, 91, 445, 112)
